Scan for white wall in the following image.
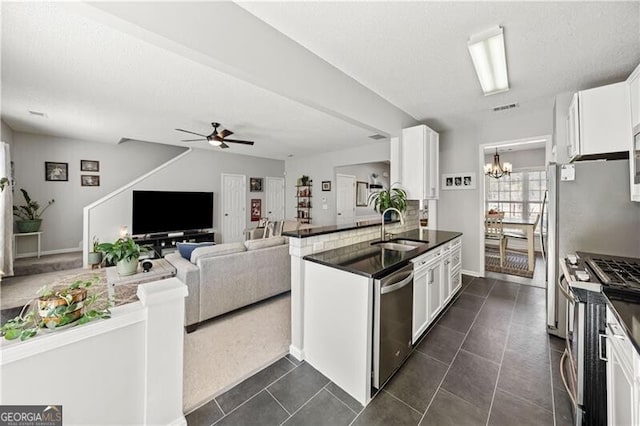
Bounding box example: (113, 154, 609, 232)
(483, 147, 546, 170)
(1, 120, 14, 146)
(10, 132, 185, 255)
(439, 104, 554, 275)
(334, 162, 390, 217)
(88, 148, 284, 248)
(284, 141, 390, 226)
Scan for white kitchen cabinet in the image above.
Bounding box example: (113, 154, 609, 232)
(628, 63, 640, 130)
(427, 260, 444, 323)
(401, 124, 439, 200)
(604, 306, 638, 426)
(567, 82, 631, 162)
(412, 258, 429, 344)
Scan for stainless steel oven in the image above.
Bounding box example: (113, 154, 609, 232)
(373, 263, 413, 389)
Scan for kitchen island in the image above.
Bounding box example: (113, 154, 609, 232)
(301, 229, 462, 406)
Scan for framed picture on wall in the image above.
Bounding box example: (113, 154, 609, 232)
(81, 175, 100, 187)
(441, 172, 476, 190)
(322, 181, 331, 191)
(250, 177, 263, 192)
(81, 160, 100, 172)
(251, 199, 261, 221)
(45, 162, 68, 181)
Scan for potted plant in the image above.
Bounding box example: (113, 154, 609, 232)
(367, 183, 408, 221)
(13, 188, 55, 233)
(97, 237, 151, 276)
(0, 276, 111, 341)
(88, 236, 103, 268)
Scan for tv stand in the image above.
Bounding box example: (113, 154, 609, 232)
(132, 230, 215, 258)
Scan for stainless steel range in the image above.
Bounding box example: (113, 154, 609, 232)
(559, 252, 640, 426)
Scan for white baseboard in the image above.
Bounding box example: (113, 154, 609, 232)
(289, 345, 304, 361)
(15, 247, 81, 259)
(169, 415, 187, 426)
(461, 269, 481, 277)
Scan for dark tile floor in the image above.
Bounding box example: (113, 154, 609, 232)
(186, 275, 573, 426)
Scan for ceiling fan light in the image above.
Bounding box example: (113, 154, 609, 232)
(208, 138, 222, 147)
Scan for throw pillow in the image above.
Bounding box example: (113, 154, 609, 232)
(177, 242, 215, 260)
(244, 236, 285, 251)
(190, 242, 246, 263)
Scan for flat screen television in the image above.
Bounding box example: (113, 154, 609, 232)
(132, 190, 214, 236)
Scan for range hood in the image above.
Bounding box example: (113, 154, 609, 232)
(570, 150, 629, 162)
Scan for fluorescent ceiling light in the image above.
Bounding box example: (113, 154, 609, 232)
(468, 26, 509, 96)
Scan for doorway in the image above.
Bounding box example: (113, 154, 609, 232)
(265, 177, 285, 222)
(336, 174, 355, 224)
(478, 136, 550, 286)
(221, 173, 246, 243)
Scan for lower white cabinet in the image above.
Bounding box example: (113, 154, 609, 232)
(604, 306, 639, 426)
(411, 236, 462, 344)
(412, 261, 429, 343)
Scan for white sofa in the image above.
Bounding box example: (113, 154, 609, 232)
(165, 236, 291, 332)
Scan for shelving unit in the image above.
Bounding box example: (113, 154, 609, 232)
(296, 183, 312, 224)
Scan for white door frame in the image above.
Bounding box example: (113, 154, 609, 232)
(265, 176, 285, 221)
(336, 173, 356, 224)
(477, 135, 550, 276)
(221, 173, 247, 243)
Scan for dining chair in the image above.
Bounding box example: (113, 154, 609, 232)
(485, 213, 506, 267)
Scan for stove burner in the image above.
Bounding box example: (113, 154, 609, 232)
(588, 258, 640, 291)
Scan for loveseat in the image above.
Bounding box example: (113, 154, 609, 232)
(165, 236, 291, 332)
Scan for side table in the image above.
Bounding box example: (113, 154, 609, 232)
(106, 258, 177, 297)
(13, 231, 42, 259)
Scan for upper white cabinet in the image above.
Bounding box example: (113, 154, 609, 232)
(401, 124, 439, 200)
(566, 82, 631, 162)
(628, 64, 640, 129)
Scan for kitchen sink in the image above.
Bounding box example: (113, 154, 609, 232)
(390, 239, 429, 247)
(370, 241, 418, 252)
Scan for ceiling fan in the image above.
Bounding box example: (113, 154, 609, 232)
(175, 122, 255, 149)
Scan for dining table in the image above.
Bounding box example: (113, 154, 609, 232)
(502, 215, 539, 272)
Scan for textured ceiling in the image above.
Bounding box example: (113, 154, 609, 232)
(239, 1, 640, 130)
(2, 1, 639, 159)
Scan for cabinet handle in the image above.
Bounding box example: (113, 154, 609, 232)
(598, 334, 608, 362)
(429, 269, 434, 284)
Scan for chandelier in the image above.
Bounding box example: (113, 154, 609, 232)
(485, 148, 512, 179)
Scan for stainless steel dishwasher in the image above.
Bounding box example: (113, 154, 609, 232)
(373, 262, 414, 389)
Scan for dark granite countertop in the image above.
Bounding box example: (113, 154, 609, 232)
(303, 229, 462, 279)
(602, 288, 640, 355)
(282, 219, 398, 238)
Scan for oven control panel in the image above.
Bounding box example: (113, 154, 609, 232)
(561, 255, 602, 292)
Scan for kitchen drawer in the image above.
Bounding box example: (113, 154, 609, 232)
(451, 265, 462, 293)
(450, 247, 462, 270)
(412, 247, 444, 268)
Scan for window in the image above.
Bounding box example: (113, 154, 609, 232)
(485, 167, 547, 231)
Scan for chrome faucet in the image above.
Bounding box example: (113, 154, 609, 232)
(381, 207, 404, 241)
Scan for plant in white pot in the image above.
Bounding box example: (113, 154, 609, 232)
(97, 237, 151, 276)
(367, 183, 408, 221)
(87, 236, 103, 268)
(13, 188, 55, 233)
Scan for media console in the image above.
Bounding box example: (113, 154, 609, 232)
(132, 230, 215, 259)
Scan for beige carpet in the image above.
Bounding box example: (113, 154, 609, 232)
(183, 293, 291, 414)
(2, 267, 292, 416)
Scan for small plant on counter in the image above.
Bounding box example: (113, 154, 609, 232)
(367, 183, 408, 214)
(0, 276, 111, 341)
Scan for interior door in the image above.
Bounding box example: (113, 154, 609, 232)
(221, 173, 246, 243)
(265, 177, 285, 221)
(336, 174, 355, 224)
